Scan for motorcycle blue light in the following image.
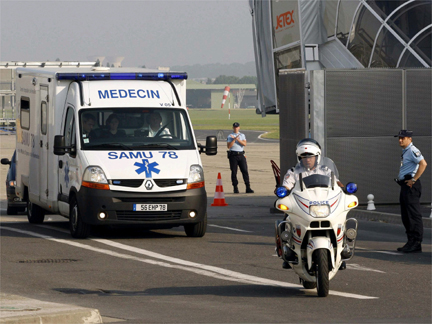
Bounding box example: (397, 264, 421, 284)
(276, 186, 288, 198)
(346, 182, 358, 194)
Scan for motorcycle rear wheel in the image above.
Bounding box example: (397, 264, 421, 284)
(315, 249, 329, 297)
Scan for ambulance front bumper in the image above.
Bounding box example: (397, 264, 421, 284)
(76, 187, 207, 226)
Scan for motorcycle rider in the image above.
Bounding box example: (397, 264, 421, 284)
(283, 138, 343, 191)
(279, 138, 344, 269)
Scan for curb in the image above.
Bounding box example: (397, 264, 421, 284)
(0, 294, 102, 324)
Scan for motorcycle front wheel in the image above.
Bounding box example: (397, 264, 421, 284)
(315, 249, 329, 297)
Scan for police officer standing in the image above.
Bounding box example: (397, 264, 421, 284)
(395, 130, 427, 253)
(227, 122, 254, 194)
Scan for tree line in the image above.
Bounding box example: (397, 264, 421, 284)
(210, 75, 257, 85)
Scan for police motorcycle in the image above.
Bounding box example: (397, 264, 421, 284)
(274, 154, 359, 297)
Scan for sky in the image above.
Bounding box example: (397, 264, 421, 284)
(0, 0, 255, 69)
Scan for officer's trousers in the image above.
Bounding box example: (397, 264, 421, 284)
(229, 154, 250, 187)
(399, 179, 423, 242)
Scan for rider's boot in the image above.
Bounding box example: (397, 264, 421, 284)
(282, 261, 291, 269)
(341, 245, 352, 259)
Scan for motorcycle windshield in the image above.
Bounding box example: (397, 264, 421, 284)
(294, 157, 339, 189)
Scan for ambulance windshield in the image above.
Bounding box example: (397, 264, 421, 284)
(79, 108, 195, 150)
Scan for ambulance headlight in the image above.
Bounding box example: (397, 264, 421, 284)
(83, 166, 108, 183)
(188, 165, 203, 183)
(186, 165, 205, 190)
(310, 205, 330, 217)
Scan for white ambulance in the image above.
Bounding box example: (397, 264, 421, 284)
(14, 66, 217, 238)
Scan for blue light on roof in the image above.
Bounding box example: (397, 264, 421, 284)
(110, 73, 135, 80)
(56, 72, 188, 81)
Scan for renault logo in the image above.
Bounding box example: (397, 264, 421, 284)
(145, 180, 154, 190)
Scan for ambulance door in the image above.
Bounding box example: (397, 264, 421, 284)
(58, 106, 77, 204)
(39, 85, 49, 203)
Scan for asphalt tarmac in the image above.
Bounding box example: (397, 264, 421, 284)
(0, 131, 430, 323)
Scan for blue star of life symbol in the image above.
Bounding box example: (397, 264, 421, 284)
(134, 159, 160, 177)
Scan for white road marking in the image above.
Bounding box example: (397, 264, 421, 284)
(1, 226, 378, 300)
(272, 255, 385, 273)
(209, 224, 252, 233)
(346, 264, 386, 274)
(356, 247, 402, 256)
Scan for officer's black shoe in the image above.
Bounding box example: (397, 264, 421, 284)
(246, 187, 254, 193)
(397, 241, 412, 252)
(402, 241, 422, 253)
(233, 186, 239, 194)
(339, 261, 346, 270)
(282, 261, 291, 269)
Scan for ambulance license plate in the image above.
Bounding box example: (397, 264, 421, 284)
(133, 204, 167, 211)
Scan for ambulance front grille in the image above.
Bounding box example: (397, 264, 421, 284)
(154, 179, 186, 187)
(116, 211, 182, 221)
(110, 179, 143, 187)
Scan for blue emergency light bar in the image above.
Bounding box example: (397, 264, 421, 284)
(56, 72, 188, 81)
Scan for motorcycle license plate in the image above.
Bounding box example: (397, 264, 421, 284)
(133, 204, 167, 211)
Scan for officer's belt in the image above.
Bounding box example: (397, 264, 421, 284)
(229, 151, 244, 156)
(395, 174, 413, 186)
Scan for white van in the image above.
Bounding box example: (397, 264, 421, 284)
(14, 66, 217, 238)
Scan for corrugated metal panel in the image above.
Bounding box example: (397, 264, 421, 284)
(406, 69, 432, 136)
(327, 137, 402, 204)
(278, 72, 308, 180)
(324, 69, 431, 204)
(326, 70, 403, 137)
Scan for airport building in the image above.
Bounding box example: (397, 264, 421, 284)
(250, 0, 431, 204)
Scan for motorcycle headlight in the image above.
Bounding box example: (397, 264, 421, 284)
(310, 205, 330, 217)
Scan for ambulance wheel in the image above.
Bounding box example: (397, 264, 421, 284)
(27, 200, 45, 224)
(69, 197, 91, 239)
(184, 213, 207, 237)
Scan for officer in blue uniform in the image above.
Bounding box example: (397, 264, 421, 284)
(395, 130, 427, 253)
(227, 122, 254, 194)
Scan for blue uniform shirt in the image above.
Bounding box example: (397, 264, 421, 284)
(227, 132, 246, 152)
(398, 143, 424, 180)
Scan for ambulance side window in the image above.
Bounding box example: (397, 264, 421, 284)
(64, 107, 76, 156)
(41, 102, 47, 135)
(20, 97, 30, 130)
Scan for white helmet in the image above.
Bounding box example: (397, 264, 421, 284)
(296, 138, 322, 164)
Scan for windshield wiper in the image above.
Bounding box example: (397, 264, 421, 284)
(86, 143, 133, 150)
(134, 143, 177, 150)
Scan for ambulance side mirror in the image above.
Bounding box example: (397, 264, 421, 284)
(198, 136, 217, 155)
(53, 135, 66, 156)
(1, 158, 11, 165)
(205, 136, 217, 155)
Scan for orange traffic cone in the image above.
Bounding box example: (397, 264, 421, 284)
(211, 173, 228, 206)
